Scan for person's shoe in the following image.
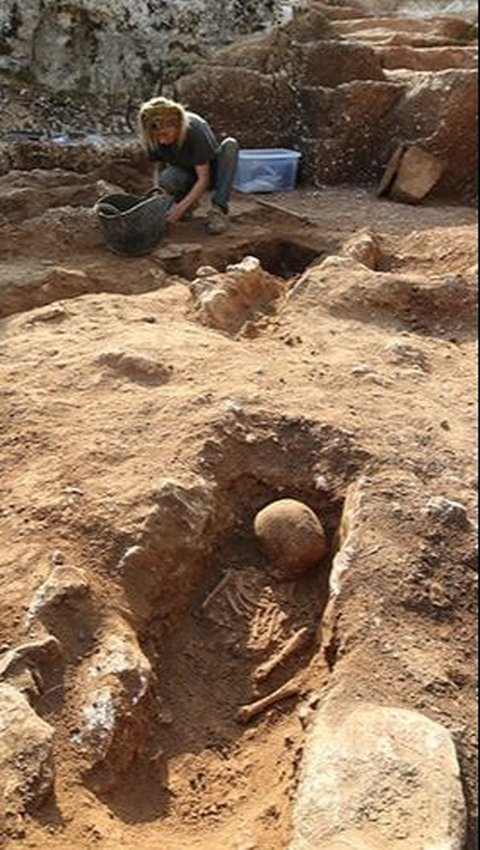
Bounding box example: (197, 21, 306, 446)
(207, 205, 229, 235)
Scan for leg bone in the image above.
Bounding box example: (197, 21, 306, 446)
(253, 626, 311, 684)
(236, 679, 301, 724)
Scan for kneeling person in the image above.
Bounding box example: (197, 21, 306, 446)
(138, 96, 239, 234)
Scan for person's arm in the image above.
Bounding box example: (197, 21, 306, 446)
(167, 163, 210, 223)
(153, 162, 161, 189)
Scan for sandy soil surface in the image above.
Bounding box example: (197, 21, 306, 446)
(0, 171, 477, 850)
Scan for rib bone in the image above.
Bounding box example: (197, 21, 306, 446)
(225, 586, 246, 617)
(201, 569, 233, 609)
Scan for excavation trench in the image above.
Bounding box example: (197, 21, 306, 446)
(0, 223, 329, 320)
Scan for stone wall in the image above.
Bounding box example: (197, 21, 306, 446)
(0, 0, 476, 199)
(176, 6, 477, 200)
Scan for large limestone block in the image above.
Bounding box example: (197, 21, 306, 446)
(389, 68, 478, 200)
(176, 67, 296, 149)
(388, 145, 445, 203)
(300, 80, 405, 184)
(290, 701, 466, 850)
(353, 0, 477, 21)
(375, 44, 478, 72)
(295, 40, 385, 87)
(331, 14, 477, 46)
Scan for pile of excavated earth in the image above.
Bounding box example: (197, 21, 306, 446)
(0, 2, 478, 850)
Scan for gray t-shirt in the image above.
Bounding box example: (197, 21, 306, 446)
(150, 112, 219, 173)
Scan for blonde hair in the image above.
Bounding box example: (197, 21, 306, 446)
(138, 96, 189, 152)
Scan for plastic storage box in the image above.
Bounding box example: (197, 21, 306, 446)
(233, 148, 301, 193)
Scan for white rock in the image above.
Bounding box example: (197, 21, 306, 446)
(290, 701, 466, 850)
(72, 618, 151, 770)
(226, 255, 261, 274)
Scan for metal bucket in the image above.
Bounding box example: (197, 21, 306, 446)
(94, 192, 173, 256)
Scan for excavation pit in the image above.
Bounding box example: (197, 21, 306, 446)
(247, 238, 324, 280)
(153, 233, 326, 287)
(103, 414, 370, 826)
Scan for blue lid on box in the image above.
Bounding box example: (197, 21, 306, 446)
(238, 149, 301, 159)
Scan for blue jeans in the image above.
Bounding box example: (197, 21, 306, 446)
(158, 137, 239, 213)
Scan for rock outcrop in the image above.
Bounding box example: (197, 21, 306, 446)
(0, 0, 305, 98)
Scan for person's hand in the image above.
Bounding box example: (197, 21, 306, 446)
(166, 203, 185, 224)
